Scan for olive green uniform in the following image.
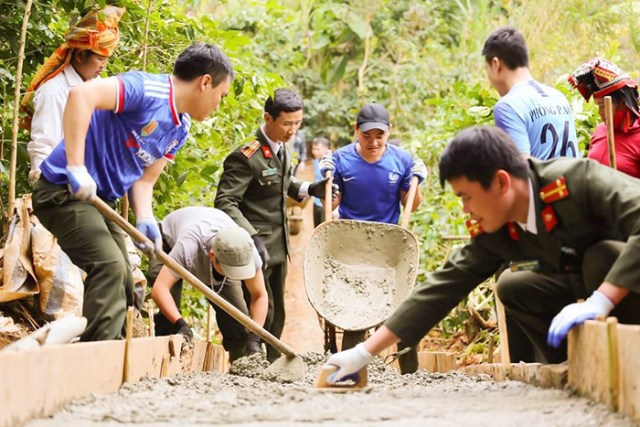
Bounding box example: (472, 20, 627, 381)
(385, 158, 640, 363)
(215, 128, 303, 360)
(33, 179, 133, 341)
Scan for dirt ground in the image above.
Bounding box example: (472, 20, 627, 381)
(24, 161, 638, 426)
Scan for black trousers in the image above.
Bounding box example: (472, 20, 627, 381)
(496, 240, 640, 363)
(262, 261, 287, 361)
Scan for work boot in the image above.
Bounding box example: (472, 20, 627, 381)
(228, 347, 247, 363)
(246, 332, 262, 355)
(266, 345, 280, 363)
(398, 343, 418, 374)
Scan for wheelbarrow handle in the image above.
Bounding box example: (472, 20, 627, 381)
(324, 170, 334, 223)
(90, 196, 298, 358)
(400, 176, 420, 229)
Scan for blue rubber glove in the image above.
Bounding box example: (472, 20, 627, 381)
(66, 165, 97, 200)
(547, 290, 614, 348)
(410, 159, 428, 184)
(318, 150, 335, 176)
(135, 217, 162, 256)
(325, 343, 374, 384)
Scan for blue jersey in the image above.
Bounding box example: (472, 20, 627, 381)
(333, 143, 413, 224)
(494, 80, 579, 160)
(40, 71, 191, 200)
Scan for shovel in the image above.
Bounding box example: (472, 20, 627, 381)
(91, 197, 305, 382)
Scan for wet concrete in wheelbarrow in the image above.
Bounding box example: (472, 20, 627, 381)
(27, 352, 635, 427)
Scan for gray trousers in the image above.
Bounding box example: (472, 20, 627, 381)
(496, 240, 640, 363)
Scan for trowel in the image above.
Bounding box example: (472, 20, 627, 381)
(91, 197, 306, 382)
(314, 365, 368, 391)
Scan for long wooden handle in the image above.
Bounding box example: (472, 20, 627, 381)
(400, 176, 420, 229)
(91, 197, 297, 358)
(324, 170, 333, 223)
(604, 96, 617, 170)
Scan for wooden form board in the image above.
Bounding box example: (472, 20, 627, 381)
(417, 351, 457, 373)
(568, 320, 612, 408)
(0, 337, 228, 427)
(0, 341, 125, 427)
(616, 324, 640, 421)
(459, 363, 567, 389)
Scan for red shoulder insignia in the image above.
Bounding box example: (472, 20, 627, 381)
(539, 176, 569, 203)
(465, 219, 484, 238)
(240, 140, 261, 158)
(506, 222, 520, 241)
(261, 145, 273, 159)
(541, 205, 558, 232)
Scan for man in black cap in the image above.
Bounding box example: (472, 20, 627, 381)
(318, 102, 427, 373)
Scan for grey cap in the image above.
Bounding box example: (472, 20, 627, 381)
(356, 103, 390, 133)
(210, 227, 255, 280)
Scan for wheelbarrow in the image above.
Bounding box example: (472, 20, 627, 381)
(303, 175, 420, 353)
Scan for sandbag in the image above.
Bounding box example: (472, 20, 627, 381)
(31, 221, 84, 320)
(0, 196, 38, 302)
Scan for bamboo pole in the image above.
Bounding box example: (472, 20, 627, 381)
(8, 0, 33, 217)
(604, 96, 617, 170)
(400, 176, 419, 229)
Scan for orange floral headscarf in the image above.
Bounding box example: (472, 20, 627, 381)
(21, 5, 125, 124)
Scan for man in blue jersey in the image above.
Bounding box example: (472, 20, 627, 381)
(32, 43, 234, 342)
(483, 27, 579, 160)
(319, 102, 427, 373)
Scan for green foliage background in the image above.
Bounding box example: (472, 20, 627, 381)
(1, 0, 637, 342)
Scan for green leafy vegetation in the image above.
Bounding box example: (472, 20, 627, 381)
(0, 0, 636, 351)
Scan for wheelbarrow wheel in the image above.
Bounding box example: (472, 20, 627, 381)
(323, 320, 338, 354)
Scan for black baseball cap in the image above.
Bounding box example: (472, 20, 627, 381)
(356, 103, 390, 133)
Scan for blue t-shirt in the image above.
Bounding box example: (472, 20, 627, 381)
(494, 80, 579, 160)
(333, 143, 413, 224)
(40, 71, 191, 200)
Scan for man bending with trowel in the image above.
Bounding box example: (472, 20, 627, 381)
(149, 207, 268, 362)
(319, 102, 427, 374)
(322, 126, 640, 383)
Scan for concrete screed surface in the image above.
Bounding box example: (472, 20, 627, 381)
(27, 352, 635, 427)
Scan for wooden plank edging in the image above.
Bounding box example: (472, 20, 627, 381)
(0, 338, 227, 427)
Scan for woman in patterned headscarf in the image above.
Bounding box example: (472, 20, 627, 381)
(23, 5, 125, 181)
(569, 58, 640, 178)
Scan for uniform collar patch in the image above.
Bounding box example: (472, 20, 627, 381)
(541, 205, 558, 232)
(261, 145, 273, 159)
(465, 218, 484, 238)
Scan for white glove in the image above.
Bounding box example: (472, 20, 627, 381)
(547, 290, 614, 348)
(135, 217, 163, 256)
(318, 150, 335, 176)
(28, 169, 42, 182)
(325, 343, 374, 384)
(66, 165, 97, 200)
(411, 159, 428, 184)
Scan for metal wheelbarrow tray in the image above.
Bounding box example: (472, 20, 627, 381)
(304, 219, 420, 332)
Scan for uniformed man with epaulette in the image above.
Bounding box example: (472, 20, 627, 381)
(321, 125, 640, 384)
(215, 88, 336, 362)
